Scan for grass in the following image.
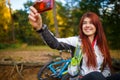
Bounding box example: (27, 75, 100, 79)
(0, 44, 120, 59)
(0, 44, 52, 51)
(0, 44, 59, 54)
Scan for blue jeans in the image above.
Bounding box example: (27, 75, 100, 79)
(80, 71, 120, 80)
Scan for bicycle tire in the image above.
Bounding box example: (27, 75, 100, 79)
(38, 60, 60, 80)
(61, 73, 71, 80)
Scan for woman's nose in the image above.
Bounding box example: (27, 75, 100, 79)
(86, 23, 90, 27)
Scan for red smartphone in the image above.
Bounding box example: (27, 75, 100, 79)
(33, 0, 54, 13)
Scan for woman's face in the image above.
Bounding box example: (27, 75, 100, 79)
(82, 17, 96, 38)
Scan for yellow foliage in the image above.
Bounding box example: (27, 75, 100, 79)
(46, 10, 54, 25)
(0, 0, 11, 31)
(57, 15, 67, 26)
(4, 24, 8, 30)
(4, 6, 11, 22)
(45, 5, 67, 27)
(0, 0, 5, 5)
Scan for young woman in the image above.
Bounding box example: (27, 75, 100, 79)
(28, 6, 120, 80)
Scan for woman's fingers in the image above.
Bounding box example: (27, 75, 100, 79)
(28, 6, 42, 30)
(29, 6, 38, 14)
(28, 13, 36, 22)
(28, 6, 38, 21)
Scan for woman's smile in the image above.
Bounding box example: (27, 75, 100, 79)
(82, 17, 96, 37)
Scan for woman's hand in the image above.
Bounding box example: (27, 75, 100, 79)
(28, 6, 42, 31)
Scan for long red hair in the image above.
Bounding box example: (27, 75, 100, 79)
(79, 12, 112, 70)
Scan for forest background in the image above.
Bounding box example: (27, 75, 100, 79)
(0, 0, 120, 79)
(0, 0, 120, 49)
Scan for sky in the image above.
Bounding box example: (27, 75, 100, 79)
(8, 0, 33, 10)
(8, 0, 64, 10)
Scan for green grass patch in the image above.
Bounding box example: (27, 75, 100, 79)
(0, 44, 120, 59)
(0, 43, 55, 52)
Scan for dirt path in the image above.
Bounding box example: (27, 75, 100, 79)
(0, 47, 120, 80)
(0, 48, 71, 80)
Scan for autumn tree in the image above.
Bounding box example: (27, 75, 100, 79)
(0, 0, 11, 42)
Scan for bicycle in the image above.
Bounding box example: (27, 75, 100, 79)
(37, 50, 72, 80)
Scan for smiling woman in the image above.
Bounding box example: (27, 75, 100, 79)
(28, 9, 120, 79)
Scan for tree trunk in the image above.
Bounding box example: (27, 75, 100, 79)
(8, 0, 15, 42)
(53, 1, 59, 37)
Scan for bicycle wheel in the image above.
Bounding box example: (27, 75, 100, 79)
(38, 60, 60, 80)
(61, 73, 71, 80)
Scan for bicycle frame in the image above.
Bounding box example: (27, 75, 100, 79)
(48, 58, 71, 78)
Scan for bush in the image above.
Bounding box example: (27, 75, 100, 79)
(0, 43, 21, 49)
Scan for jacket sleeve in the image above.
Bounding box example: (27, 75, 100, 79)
(37, 25, 76, 53)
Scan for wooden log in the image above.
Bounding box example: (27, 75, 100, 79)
(0, 61, 44, 67)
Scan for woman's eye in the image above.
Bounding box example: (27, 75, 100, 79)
(83, 22, 86, 24)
